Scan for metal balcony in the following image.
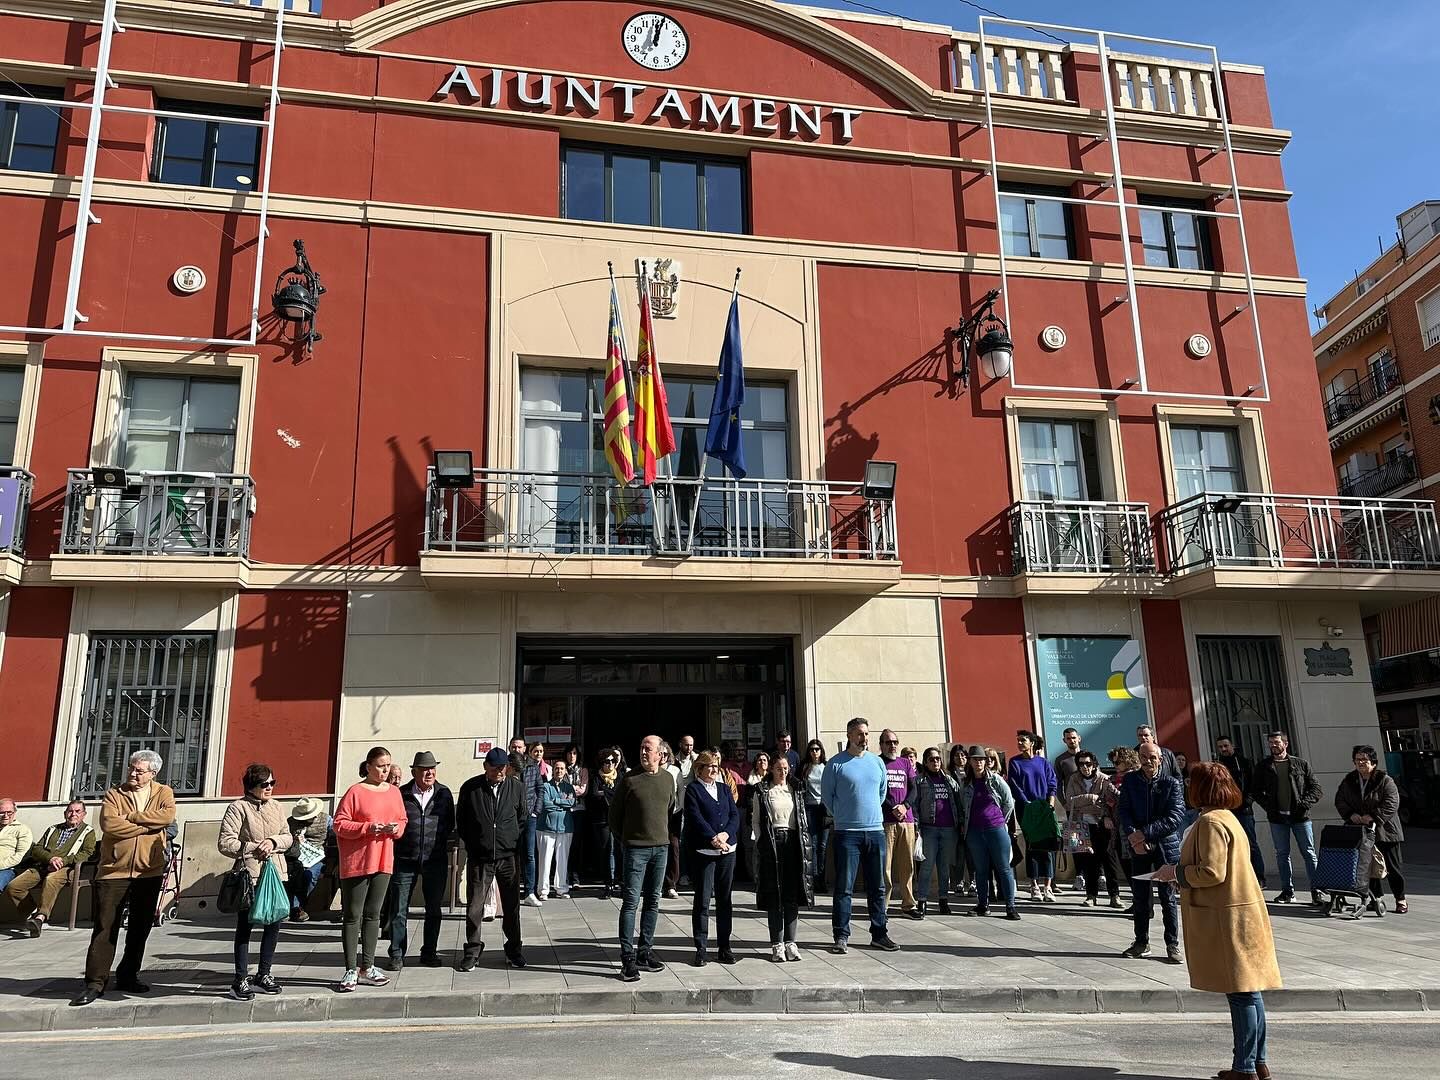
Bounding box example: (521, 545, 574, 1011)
(1157, 491, 1440, 575)
(1371, 649, 1440, 697)
(60, 470, 255, 558)
(1008, 500, 1155, 574)
(1323, 355, 1401, 429)
(424, 468, 898, 561)
(1339, 451, 1418, 499)
(0, 466, 33, 555)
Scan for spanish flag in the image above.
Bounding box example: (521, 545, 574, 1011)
(602, 283, 635, 485)
(632, 267, 676, 486)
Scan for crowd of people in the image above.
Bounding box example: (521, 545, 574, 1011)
(0, 719, 1406, 1080)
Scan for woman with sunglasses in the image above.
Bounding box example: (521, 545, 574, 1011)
(332, 746, 407, 992)
(1063, 750, 1122, 907)
(218, 763, 294, 1000)
(590, 746, 626, 897)
(685, 752, 740, 965)
(915, 747, 961, 915)
(960, 745, 1020, 920)
(798, 740, 829, 893)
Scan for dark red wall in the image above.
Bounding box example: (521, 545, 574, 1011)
(1140, 598, 1198, 759)
(222, 590, 346, 796)
(941, 597, 1031, 751)
(0, 587, 73, 801)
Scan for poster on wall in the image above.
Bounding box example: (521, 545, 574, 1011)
(1034, 635, 1149, 758)
(720, 708, 743, 741)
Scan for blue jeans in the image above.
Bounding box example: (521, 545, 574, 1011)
(1131, 851, 1180, 948)
(1226, 991, 1268, 1071)
(618, 844, 667, 963)
(388, 857, 448, 960)
(0, 868, 16, 891)
(915, 824, 954, 902)
(1236, 809, 1266, 884)
(831, 829, 888, 942)
(522, 815, 538, 895)
(805, 808, 828, 885)
(966, 826, 1017, 911)
(1269, 820, 1318, 893)
(288, 860, 325, 916)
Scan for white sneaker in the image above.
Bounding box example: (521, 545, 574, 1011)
(337, 969, 358, 993)
(536, 892, 549, 902)
(522, 894, 543, 908)
(770, 944, 786, 964)
(784, 942, 802, 962)
(358, 966, 388, 986)
(1042, 887, 1057, 903)
(1029, 883, 1041, 902)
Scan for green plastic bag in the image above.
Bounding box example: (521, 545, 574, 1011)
(249, 859, 290, 925)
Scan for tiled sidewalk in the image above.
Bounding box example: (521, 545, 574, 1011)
(2, 843, 1437, 1030)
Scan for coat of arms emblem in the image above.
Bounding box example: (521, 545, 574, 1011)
(646, 257, 681, 319)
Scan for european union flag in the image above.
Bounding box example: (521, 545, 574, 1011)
(705, 292, 746, 478)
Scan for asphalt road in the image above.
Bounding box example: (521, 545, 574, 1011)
(0, 1013, 1429, 1079)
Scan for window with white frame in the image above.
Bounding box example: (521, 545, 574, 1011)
(121, 374, 241, 473)
(0, 366, 22, 465)
(1170, 425, 1243, 499)
(1420, 288, 1440, 351)
(1017, 418, 1103, 500)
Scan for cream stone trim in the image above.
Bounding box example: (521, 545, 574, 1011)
(46, 587, 91, 801)
(203, 591, 240, 800)
(48, 555, 253, 588)
(0, 340, 44, 469)
(0, 554, 22, 587)
(1003, 396, 1128, 503)
(0, 173, 1308, 300)
(89, 347, 259, 474)
(1154, 402, 1272, 505)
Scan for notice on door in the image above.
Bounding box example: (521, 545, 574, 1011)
(720, 707, 743, 741)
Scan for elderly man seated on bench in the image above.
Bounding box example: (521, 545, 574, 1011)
(3, 800, 97, 935)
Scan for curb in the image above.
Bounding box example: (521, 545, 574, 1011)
(1, 985, 1433, 1033)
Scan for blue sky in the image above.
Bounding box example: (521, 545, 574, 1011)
(804, 0, 1440, 325)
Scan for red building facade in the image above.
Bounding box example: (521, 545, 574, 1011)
(2, 0, 1434, 863)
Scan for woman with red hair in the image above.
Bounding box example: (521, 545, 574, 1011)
(1155, 762, 1280, 1080)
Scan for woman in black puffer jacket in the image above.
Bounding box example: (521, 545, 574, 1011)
(752, 755, 813, 963)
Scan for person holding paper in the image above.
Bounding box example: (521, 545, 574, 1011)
(1118, 743, 1184, 965)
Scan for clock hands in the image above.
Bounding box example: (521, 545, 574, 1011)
(649, 18, 663, 49)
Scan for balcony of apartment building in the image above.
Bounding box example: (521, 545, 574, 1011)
(1339, 448, 1419, 500)
(1006, 500, 1160, 595)
(1156, 490, 1440, 609)
(51, 468, 256, 586)
(1322, 352, 1403, 444)
(1372, 648, 1440, 701)
(0, 466, 33, 585)
(419, 459, 901, 592)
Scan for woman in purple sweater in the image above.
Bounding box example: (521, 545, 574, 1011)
(1007, 731, 1059, 903)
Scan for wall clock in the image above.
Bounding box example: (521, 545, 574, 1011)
(623, 12, 689, 71)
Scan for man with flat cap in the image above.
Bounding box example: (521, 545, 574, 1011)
(456, 747, 527, 970)
(387, 750, 455, 971)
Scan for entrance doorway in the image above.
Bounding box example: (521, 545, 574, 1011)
(516, 638, 794, 771)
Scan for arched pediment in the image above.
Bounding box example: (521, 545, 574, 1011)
(348, 0, 941, 113)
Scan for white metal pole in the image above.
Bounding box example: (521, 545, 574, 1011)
(977, 19, 1013, 344)
(247, 2, 286, 343)
(60, 0, 123, 331)
(686, 268, 742, 552)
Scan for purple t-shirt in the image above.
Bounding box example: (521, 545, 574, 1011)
(970, 781, 1007, 831)
(931, 780, 956, 829)
(885, 756, 916, 824)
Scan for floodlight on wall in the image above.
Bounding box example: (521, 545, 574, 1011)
(433, 449, 475, 488)
(950, 288, 1014, 386)
(862, 460, 898, 502)
(271, 239, 325, 354)
(1209, 494, 1245, 515)
(90, 465, 128, 490)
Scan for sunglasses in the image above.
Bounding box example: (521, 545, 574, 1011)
(603, 757, 618, 763)
(260, 779, 277, 787)
(880, 738, 899, 745)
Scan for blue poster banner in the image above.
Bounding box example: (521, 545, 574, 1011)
(1034, 635, 1149, 758)
(0, 477, 21, 551)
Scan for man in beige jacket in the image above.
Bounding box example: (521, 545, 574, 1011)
(0, 798, 34, 892)
(71, 749, 177, 1007)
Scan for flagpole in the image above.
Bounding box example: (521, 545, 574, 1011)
(687, 267, 742, 553)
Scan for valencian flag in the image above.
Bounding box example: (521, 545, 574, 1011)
(704, 289, 746, 478)
(602, 281, 635, 485)
(632, 266, 676, 485)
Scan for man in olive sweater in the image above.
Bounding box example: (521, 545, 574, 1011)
(609, 734, 677, 982)
(4, 800, 97, 934)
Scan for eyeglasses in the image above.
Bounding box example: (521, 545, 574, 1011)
(880, 738, 899, 745)
(603, 757, 617, 763)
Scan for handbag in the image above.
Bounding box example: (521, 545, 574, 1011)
(217, 860, 253, 915)
(1020, 800, 1062, 851)
(1062, 819, 1093, 854)
(250, 859, 290, 925)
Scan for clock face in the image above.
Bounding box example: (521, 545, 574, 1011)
(623, 12, 689, 71)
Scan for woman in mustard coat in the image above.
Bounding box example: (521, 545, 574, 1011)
(1155, 761, 1281, 1080)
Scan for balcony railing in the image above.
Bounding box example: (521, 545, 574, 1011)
(1109, 54, 1219, 118)
(1372, 649, 1440, 696)
(424, 469, 898, 561)
(1323, 355, 1401, 428)
(1008, 500, 1155, 574)
(1339, 451, 1418, 499)
(0, 466, 33, 556)
(61, 470, 255, 557)
(952, 37, 1068, 101)
(1157, 492, 1440, 574)
(1425, 323, 1440, 351)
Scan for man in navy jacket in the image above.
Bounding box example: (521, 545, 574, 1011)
(1118, 743, 1185, 964)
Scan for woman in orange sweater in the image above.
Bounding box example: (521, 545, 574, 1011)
(332, 745, 406, 993)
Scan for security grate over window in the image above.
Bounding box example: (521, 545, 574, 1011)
(73, 633, 217, 797)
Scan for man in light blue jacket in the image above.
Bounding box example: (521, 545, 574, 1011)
(820, 717, 898, 954)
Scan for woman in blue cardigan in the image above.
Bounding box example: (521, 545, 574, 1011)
(684, 751, 741, 966)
